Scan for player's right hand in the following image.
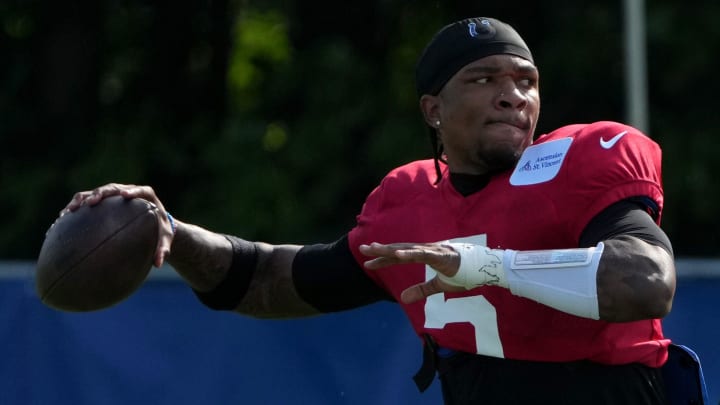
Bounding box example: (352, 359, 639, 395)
(61, 183, 176, 268)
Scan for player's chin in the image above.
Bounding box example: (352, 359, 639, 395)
(480, 146, 523, 172)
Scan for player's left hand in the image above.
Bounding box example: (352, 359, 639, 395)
(359, 242, 464, 304)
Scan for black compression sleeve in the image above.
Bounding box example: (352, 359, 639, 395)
(192, 235, 258, 310)
(292, 235, 395, 313)
(579, 199, 673, 255)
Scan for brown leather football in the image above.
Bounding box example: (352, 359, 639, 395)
(36, 196, 159, 312)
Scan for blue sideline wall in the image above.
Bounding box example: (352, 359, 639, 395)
(0, 260, 717, 405)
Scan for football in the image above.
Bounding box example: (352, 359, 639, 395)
(36, 196, 159, 312)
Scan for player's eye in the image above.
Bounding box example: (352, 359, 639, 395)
(518, 77, 537, 87)
(474, 77, 490, 84)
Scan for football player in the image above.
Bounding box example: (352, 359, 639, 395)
(65, 17, 675, 404)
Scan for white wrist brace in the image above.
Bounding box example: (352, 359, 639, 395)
(440, 242, 604, 319)
(437, 244, 510, 288)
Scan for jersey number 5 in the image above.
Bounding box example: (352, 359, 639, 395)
(422, 234, 505, 357)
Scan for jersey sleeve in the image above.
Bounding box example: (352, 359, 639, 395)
(558, 121, 664, 240)
(346, 172, 398, 290)
(347, 160, 439, 291)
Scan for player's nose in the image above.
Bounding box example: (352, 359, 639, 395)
(495, 87, 527, 110)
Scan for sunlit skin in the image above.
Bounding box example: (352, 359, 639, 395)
(420, 54, 540, 175)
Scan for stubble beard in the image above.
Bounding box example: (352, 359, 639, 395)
(478, 145, 523, 173)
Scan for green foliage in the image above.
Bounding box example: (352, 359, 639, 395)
(227, 9, 291, 110)
(1, 0, 719, 258)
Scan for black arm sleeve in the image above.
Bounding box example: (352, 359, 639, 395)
(578, 198, 673, 255)
(292, 234, 395, 313)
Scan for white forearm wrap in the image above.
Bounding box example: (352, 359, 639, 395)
(440, 242, 604, 320)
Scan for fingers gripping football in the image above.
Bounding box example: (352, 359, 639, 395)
(62, 183, 176, 267)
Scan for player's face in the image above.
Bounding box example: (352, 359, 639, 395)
(423, 54, 540, 174)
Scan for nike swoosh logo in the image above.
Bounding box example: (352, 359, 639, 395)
(600, 131, 628, 149)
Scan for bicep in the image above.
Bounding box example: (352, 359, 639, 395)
(293, 234, 395, 313)
(580, 198, 676, 321)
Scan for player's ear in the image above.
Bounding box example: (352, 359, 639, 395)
(419, 94, 441, 128)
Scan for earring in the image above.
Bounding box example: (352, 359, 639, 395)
(435, 120, 441, 128)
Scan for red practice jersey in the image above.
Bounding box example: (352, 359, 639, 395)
(348, 121, 670, 367)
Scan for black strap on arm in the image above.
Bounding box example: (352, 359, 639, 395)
(192, 235, 258, 310)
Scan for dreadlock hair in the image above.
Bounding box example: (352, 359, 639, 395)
(429, 126, 446, 184)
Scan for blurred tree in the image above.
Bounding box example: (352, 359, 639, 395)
(1, 1, 102, 258)
(645, 2, 720, 254)
(0, 0, 718, 258)
(1, 0, 233, 256)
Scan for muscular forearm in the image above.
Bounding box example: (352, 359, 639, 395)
(166, 221, 234, 292)
(167, 221, 319, 319)
(596, 235, 676, 322)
